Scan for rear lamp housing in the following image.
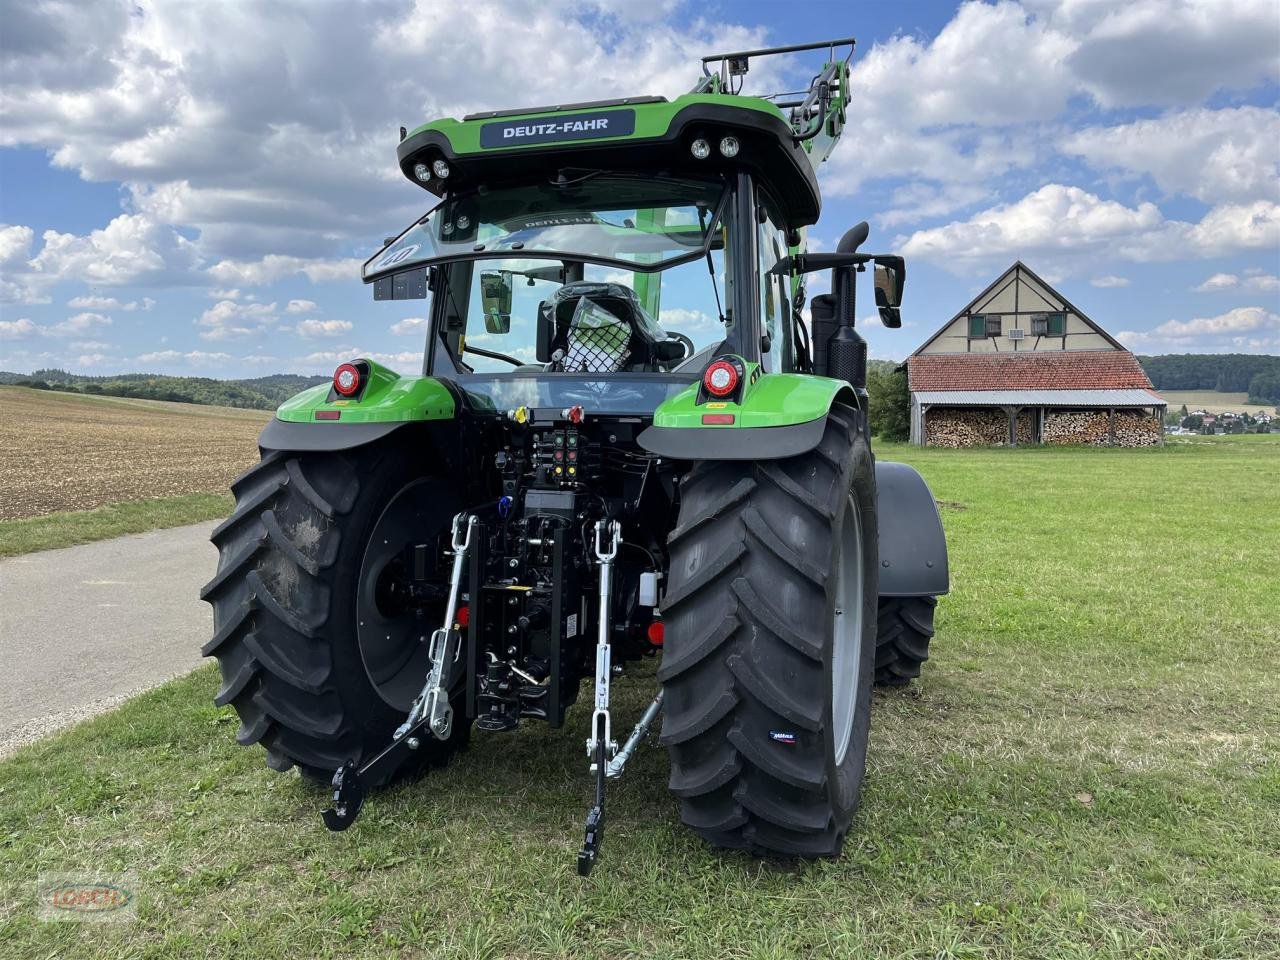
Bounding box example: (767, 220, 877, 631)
(333, 362, 362, 397)
(703, 359, 739, 397)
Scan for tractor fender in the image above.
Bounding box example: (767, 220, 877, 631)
(874, 460, 949, 598)
(260, 364, 456, 452)
(638, 371, 856, 461)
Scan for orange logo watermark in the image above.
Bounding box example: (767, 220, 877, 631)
(38, 874, 137, 922)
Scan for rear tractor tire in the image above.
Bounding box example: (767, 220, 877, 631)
(875, 596, 937, 686)
(659, 405, 879, 858)
(201, 441, 470, 787)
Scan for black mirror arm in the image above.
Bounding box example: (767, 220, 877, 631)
(772, 251, 907, 276)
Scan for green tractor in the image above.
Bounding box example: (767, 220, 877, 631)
(202, 37, 947, 874)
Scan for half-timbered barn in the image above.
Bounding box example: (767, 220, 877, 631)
(905, 263, 1166, 446)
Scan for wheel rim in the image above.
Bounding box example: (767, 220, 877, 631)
(831, 494, 864, 766)
(356, 479, 452, 711)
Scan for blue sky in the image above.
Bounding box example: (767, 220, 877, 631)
(1, 0, 1278, 378)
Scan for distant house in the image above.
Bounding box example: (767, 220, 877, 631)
(905, 262, 1166, 446)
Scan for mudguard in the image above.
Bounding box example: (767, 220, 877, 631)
(638, 369, 855, 461)
(875, 460, 949, 598)
(260, 360, 455, 452)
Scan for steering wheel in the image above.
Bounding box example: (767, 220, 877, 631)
(463, 343, 523, 367)
(666, 332, 696, 361)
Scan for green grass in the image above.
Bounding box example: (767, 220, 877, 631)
(2, 439, 1278, 959)
(0, 492, 234, 558)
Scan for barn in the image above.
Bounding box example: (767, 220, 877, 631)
(905, 262, 1166, 447)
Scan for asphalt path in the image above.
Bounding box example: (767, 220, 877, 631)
(0, 522, 217, 756)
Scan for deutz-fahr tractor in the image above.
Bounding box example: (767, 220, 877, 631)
(202, 38, 948, 874)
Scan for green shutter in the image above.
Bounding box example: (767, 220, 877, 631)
(1047, 313, 1065, 336)
(968, 315, 985, 338)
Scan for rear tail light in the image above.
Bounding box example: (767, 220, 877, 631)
(333, 362, 361, 397)
(703, 360, 739, 397)
(647, 620, 665, 646)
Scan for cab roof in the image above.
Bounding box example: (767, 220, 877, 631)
(396, 93, 826, 227)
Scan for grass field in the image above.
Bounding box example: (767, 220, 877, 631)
(1, 439, 1278, 959)
(0, 386, 266, 522)
(1161, 390, 1277, 417)
(0, 492, 233, 559)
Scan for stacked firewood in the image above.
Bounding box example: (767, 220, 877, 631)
(1042, 410, 1160, 446)
(925, 409, 1034, 447)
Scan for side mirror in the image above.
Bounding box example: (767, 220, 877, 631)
(480, 271, 513, 334)
(873, 256, 905, 328)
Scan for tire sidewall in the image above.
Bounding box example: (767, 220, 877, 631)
(823, 414, 879, 818)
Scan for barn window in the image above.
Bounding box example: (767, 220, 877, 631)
(968, 315, 985, 338)
(985, 315, 1002, 337)
(1033, 313, 1066, 336)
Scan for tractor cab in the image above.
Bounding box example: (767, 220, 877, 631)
(360, 38, 905, 419)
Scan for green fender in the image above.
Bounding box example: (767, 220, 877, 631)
(637, 369, 856, 461)
(261, 360, 456, 451)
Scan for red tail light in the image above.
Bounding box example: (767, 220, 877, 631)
(333, 362, 361, 397)
(647, 620, 665, 646)
(703, 360, 739, 397)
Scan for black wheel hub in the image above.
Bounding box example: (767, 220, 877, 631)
(356, 478, 454, 711)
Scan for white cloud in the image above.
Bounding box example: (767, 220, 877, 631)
(295, 318, 353, 338)
(1193, 273, 1238, 292)
(1043, 0, 1280, 108)
(135, 349, 235, 366)
(0, 318, 38, 339)
(70, 340, 114, 351)
(1063, 106, 1280, 204)
(658, 307, 720, 334)
(208, 255, 362, 286)
(899, 185, 1280, 274)
(0, 223, 53, 304)
(196, 299, 277, 340)
(67, 295, 141, 310)
(29, 213, 199, 286)
(389, 317, 427, 336)
(0, 224, 33, 264)
(285, 298, 317, 314)
(1245, 275, 1280, 293)
(49, 312, 113, 336)
(1090, 275, 1130, 288)
(1117, 306, 1280, 353)
(297, 348, 421, 370)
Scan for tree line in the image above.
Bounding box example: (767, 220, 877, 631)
(1137, 354, 1280, 405)
(0, 369, 329, 410)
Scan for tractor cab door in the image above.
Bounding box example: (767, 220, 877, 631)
(756, 193, 795, 373)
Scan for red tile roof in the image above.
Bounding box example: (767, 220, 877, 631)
(907, 350, 1155, 392)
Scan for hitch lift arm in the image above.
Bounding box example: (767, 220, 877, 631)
(321, 512, 476, 832)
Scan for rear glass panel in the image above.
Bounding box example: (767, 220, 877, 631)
(365, 175, 726, 279)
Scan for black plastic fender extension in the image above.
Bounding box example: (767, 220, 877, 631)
(874, 460, 950, 598)
(257, 418, 409, 452)
(636, 416, 827, 461)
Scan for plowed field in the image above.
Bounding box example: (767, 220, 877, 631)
(0, 387, 267, 520)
